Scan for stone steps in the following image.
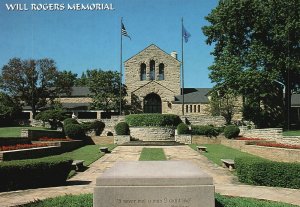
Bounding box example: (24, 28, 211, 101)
(120, 140, 185, 146)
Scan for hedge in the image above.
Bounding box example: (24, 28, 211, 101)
(235, 157, 300, 189)
(81, 121, 105, 135)
(177, 123, 190, 134)
(63, 118, 79, 126)
(191, 125, 220, 137)
(64, 124, 85, 139)
(224, 125, 240, 139)
(0, 156, 72, 191)
(125, 114, 181, 127)
(115, 122, 130, 135)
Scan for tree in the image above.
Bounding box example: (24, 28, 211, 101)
(202, 0, 300, 128)
(54, 70, 77, 96)
(87, 69, 127, 112)
(75, 72, 89, 86)
(1, 58, 58, 118)
(35, 106, 68, 129)
(0, 92, 21, 126)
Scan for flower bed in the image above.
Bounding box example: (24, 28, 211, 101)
(236, 137, 265, 141)
(0, 143, 49, 151)
(256, 142, 300, 149)
(38, 137, 72, 141)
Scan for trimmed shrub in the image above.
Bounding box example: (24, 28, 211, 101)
(235, 157, 300, 189)
(177, 123, 190, 134)
(64, 124, 85, 139)
(115, 122, 130, 135)
(0, 156, 72, 192)
(191, 125, 220, 137)
(63, 118, 79, 126)
(224, 125, 240, 139)
(125, 114, 182, 127)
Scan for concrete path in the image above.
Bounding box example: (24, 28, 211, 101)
(0, 145, 299, 206)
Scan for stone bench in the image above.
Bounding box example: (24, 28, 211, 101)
(197, 146, 207, 152)
(221, 159, 235, 171)
(72, 160, 84, 171)
(100, 147, 109, 153)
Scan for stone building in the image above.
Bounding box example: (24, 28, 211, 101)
(124, 44, 211, 116)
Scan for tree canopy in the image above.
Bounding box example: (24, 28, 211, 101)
(0, 92, 21, 126)
(1, 58, 58, 117)
(54, 70, 77, 96)
(203, 0, 300, 128)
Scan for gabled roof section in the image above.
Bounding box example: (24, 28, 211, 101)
(132, 80, 177, 94)
(174, 88, 211, 104)
(124, 44, 180, 63)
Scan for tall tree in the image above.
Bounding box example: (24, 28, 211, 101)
(1, 58, 58, 117)
(0, 92, 21, 126)
(75, 72, 89, 86)
(87, 69, 127, 112)
(203, 0, 300, 128)
(54, 70, 77, 96)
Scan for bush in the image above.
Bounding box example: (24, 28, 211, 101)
(191, 125, 220, 137)
(235, 157, 300, 189)
(64, 124, 85, 139)
(114, 122, 130, 135)
(125, 114, 182, 127)
(224, 125, 240, 139)
(0, 156, 72, 192)
(63, 118, 79, 126)
(177, 123, 190, 134)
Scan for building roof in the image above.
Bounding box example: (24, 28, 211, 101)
(174, 88, 211, 104)
(57, 87, 91, 97)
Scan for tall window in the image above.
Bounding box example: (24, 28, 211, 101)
(140, 63, 146, 81)
(150, 60, 155, 80)
(198, 105, 200, 113)
(158, 63, 164, 80)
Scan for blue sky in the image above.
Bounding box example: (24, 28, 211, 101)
(0, 0, 218, 88)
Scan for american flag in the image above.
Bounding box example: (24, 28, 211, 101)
(182, 25, 191, 43)
(122, 22, 131, 40)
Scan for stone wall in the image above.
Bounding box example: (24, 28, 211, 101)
(175, 134, 192, 144)
(181, 115, 226, 126)
(192, 136, 222, 145)
(90, 136, 114, 145)
(130, 127, 175, 141)
(100, 116, 125, 136)
(114, 135, 131, 145)
(239, 127, 283, 140)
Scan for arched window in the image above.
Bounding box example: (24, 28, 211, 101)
(140, 63, 146, 81)
(158, 63, 164, 80)
(150, 60, 155, 80)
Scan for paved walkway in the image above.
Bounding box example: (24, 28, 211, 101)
(0, 146, 299, 206)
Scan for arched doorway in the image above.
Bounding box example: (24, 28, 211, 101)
(144, 93, 162, 113)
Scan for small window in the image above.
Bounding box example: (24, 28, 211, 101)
(158, 63, 164, 80)
(194, 105, 196, 113)
(198, 105, 200, 113)
(140, 63, 146, 81)
(190, 105, 192, 113)
(150, 60, 155, 80)
(186, 105, 188, 113)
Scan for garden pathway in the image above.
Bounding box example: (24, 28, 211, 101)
(0, 145, 299, 206)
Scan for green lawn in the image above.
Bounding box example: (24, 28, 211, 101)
(189, 144, 261, 166)
(19, 193, 298, 207)
(283, 130, 300, 136)
(139, 148, 167, 161)
(0, 127, 54, 137)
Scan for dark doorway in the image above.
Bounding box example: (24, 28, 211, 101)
(144, 93, 162, 113)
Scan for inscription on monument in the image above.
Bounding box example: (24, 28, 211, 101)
(115, 197, 192, 207)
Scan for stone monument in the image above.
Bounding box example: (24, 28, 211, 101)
(94, 161, 215, 207)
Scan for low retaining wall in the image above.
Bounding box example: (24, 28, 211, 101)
(21, 129, 65, 140)
(239, 127, 283, 140)
(130, 127, 175, 141)
(0, 137, 31, 146)
(175, 135, 192, 144)
(192, 135, 222, 145)
(1, 140, 83, 161)
(114, 135, 130, 145)
(221, 139, 300, 163)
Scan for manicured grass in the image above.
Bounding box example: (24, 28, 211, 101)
(189, 144, 261, 166)
(139, 148, 167, 161)
(283, 130, 300, 136)
(61, 144, 116, 166)
(19, 193, 298, 207)
(0, 127, 54, 137)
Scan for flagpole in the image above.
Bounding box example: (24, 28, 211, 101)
(181, 17, 185, 116)
(119, 17, 123, 115)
